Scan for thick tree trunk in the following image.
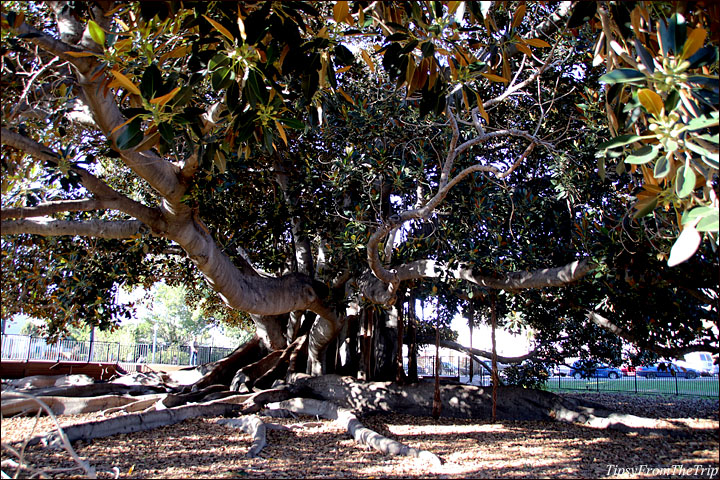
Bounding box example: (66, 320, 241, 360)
(372, 307, 399, 381)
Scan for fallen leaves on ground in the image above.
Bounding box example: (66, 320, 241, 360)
(1, 393, 717, 479)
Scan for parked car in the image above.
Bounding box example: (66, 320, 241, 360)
(676, 352, 716, 376)
(569, 361, 623, 379)
(553, 364, 572, 377)
(621, 365, 636, 376)
(636, 363, 700, 379)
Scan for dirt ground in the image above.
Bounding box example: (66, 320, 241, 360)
(1, 393, 718, 479)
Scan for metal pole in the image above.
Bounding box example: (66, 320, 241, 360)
(675, 374, 679, 396)
(25, 336, 32, 362)
(634, 372, 637, 393)
(152, 323, 157, 363)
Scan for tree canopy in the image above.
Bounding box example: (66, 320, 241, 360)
(1, 1, 717, 379)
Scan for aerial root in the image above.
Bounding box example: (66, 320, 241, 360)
(265, 397, 444, 466)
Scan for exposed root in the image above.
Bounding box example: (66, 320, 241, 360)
(192, 336, 262, 390)
(2, 394, 145, 417)
(23, 401, 246, 448)
(217, 416, 268, 458)
(101, 395, 167, 416)
(266, 397, 444, 466)
(1, 393, 100, 479)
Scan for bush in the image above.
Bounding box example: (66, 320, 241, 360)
(503, 360, 550, 389)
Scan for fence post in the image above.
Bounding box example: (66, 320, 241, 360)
(596, 375, 599, 392)
(634, 373, 637, 393)
(675, 374, 679, 396)
(25, 337, 32, 362)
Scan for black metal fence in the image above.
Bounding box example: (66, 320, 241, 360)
(1, 334, 234, 366)
(546, 372, 719, 397)
(402, 355, 718, 397)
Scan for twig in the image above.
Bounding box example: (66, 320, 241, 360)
(1, 392, 96, 479)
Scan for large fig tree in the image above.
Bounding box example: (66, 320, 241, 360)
(1, 1, 716, 389)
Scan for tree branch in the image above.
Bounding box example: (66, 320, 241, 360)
(1, 128, 166, 230)
(396, 258, 594, 290)
(587, 311, 718, 358)
(2, 199, 102, 220)
(1, 218, 148, 239)
(11, 19, 93, 73)
(432, 339, 537, 365)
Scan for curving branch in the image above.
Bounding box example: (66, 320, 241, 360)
(367, 141, 538, 286)
(587, 311, 718, 358)
(397, 258, 594, 290)
(434, 339, 538, 365)
(11, 19, 93, 73)
(10, 17, 185, 202)
(362, 258, 594, 305)
(1, 218, 148, 239)
(1, 128, 166, 230)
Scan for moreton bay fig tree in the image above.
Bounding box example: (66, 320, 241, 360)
(1, 1, 717, 460)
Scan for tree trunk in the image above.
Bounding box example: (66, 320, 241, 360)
(468, 302, 474, 382)
(432, 326, 441, 419)
(406, 295, 418, 383)
(396, 293, 406, 383)
(371, 307, 398, 381)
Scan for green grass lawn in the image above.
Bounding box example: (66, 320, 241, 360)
(545, 376, 719, 397)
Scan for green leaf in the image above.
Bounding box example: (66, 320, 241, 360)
(158, 122, 174, 145)
(675, 165, 696, 198)
(696, 211, 719, 232)
(421, 41, 435, 58)
(140, 64, 162, 100)
(211, 67, 235, 91)
(208, 53, 231, 71)
(696, 133, 719, 144)
(597, 134, 644, 150)
(685, 140, 719, 161)
(87, 20, 106, 47)
(116, 118, 143, 150)
(633, 39, 655, 73)
(683, 112, 719, 131)
(278, 117, 305, 129)
(599, 69, 646, 85)
(668, 13, 687, 56)
(664, 90, 680, 112)
(653, 154, 672, 178)
(667, 224, 701, 267)
(625, 145, 659, 164)
(682, 206, 716, 224)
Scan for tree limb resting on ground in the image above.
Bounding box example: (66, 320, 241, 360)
(265, 397, 444, 466)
